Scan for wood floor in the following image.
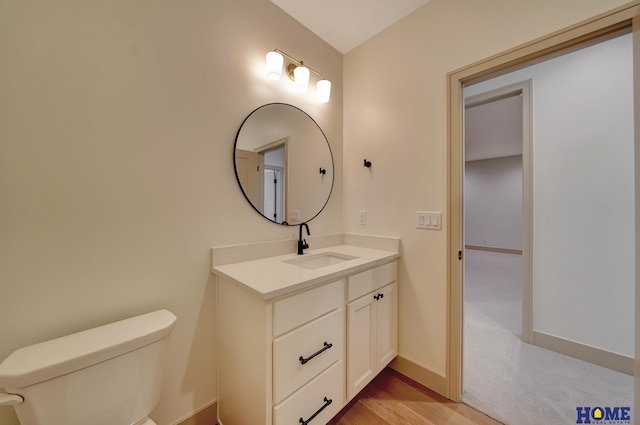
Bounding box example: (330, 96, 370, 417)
(328, 368, 503, 425)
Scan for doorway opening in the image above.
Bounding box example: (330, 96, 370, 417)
(262, 144, 286, 223)
(235, 137, 289, 224)
(460, 29, 634, 425)
(447, 5, 638, 424)
(463, 80, 532, 336)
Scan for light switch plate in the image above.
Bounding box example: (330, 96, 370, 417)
(416, 211, 441, 230)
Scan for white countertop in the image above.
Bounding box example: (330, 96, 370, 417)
(211, 244, 399, 301)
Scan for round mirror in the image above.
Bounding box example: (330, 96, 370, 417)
(234, 103, 334, 225)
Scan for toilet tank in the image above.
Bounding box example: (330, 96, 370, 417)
(0, 310, 177, 425)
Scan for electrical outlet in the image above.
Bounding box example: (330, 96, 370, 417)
(358, 210, 367, 225)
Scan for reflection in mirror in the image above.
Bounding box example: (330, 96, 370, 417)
(234, 103, 334, 225)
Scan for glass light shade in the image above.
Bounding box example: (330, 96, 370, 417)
(293, 65, 310, 92)
(266, 51, 283, 80)
(317, 79, 331, 103)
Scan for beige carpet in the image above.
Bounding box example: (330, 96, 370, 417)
(462, 249, 634, 425)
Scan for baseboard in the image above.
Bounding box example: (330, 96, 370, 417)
(389, 355, 447, 397)
(465, 245, 522, 255)
(174, 401, 218, 425)
(533, 331, 634, 376)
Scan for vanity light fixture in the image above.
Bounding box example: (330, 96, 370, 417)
(265, 49, 331, 103)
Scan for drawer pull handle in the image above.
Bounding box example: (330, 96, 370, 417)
(374, 293, 384, 300)
(299, 396, 332, 425)
(299, 342, 333, 365)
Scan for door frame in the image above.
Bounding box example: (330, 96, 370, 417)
(446, 1, 640, 402)
(463, 80, 533, 343)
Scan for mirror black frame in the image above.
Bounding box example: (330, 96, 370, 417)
(233, 103, 334, 226)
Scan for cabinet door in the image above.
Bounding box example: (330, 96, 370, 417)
(374, 282, 397, 371)
(347, 294, 375, 400)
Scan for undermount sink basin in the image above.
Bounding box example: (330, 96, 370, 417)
(283, 252, 358, 270)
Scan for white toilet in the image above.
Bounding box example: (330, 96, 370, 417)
(0, 309, 177, 425)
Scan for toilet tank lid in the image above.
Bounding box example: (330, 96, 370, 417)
(0, 310, 177, 389)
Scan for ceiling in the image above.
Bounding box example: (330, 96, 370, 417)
(270, 0, 432, 54)
(465, 94, 523, 162)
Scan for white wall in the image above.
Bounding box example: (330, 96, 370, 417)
(465, 33, 634, 357)
(343, 0, 630, 379)
(0, 1, 342, 424)
(465, 156, 523, 251)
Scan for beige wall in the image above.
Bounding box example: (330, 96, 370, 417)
(0, 1, 342, 424)
(1, 1, 635, 424)
(343, 0, 630, 378)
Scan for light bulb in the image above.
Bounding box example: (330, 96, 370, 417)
(293, 65, 310, 92)
(317, 79, 331, 103)
(266, 51, 283, 80)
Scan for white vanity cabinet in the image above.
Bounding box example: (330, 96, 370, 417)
(346, 262, 398, 400)
(214, 247, 398, 425)
(217, 278, 345, 425)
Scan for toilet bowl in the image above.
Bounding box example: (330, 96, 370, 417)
(0, 309, 177, 425)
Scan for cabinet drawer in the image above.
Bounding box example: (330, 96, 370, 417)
(273, 308, 344, 404)
(274, 279, 344, 336)
(274, 360, 343, 425)
(348, 262, 396, 301)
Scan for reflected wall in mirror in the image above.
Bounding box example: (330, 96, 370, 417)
(234, 103, 334, 225)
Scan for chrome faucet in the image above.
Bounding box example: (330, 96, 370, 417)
(297, 223, 310, 255)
